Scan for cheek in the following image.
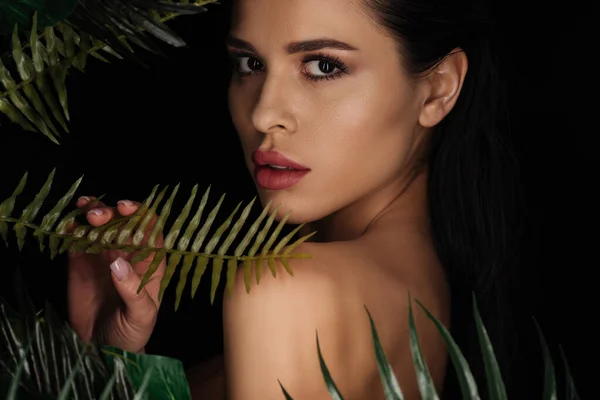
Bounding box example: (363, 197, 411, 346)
(308, 92, 388, 166)
(307, 86, 417, 183)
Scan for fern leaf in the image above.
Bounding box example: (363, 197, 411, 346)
(14, 168, 56, 250)
(43, 26, 70, 121)
(34, 175, 83, 251)
(30, 15, 70, 131)
(0, 37, 59, 144)
(12, 24, 62, 136)
(0, 0, 78, 35)
(0, 172, 28, 245)
(263, 210, 291, 278)
(173, 185, 211, 309)
(50, 204, 88, 259)
(0, 1, 216, 141)
(234, 199, 272, 293)
(0, 16, 71, 141)
(249, 204, 280, 285)
(188, 192, 225, 298)
(0, 97, 36, 131)
(158, 184, 198, 300)
(205, 201, 243, 303)
(219, 197, 256, 297)
(0, 171, 315, 309)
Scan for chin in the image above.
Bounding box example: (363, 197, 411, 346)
(255, 188, 320, 225)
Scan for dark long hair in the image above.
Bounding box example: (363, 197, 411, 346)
(364, 0, 523, 396)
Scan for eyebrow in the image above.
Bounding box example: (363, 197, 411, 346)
(225, 35, 358, 54)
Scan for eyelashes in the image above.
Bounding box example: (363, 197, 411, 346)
(228, 50, 350, 82)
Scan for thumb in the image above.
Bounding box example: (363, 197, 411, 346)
(109, 257, 157, 328)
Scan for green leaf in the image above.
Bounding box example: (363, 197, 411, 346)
(406, 295, 438, 400)
(0, 0, 78, 34)
(14, 168, 55, 250)
(102, 346, 191, 400)
(364, 306, 404, 400)
(56, 347, 85, 400)
(34, 174, 83, 251)
(414, 298, 480, 400)
(0, 171, 28, 245)
(6, 340, 32, 399)
(279, 380, 295, 400)
(534, 319, 557, 400)
(472, 293, 507, 400)
(559, 345, 581, 400)
(316, 332, 344, 400)
(0, 172, 314, 311)
(98, 369, 118, 400)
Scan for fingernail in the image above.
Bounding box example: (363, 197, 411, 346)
(118, 200, 133, 207)
(110, 257, 131, 281)
(78, 196, 90, 203)
(87, 208, 104, 216)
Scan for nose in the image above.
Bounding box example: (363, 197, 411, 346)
(251, 74, 298, 135)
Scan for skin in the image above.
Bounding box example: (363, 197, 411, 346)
(68, 0, 469, 398)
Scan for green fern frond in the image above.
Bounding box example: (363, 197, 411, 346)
(67, 0, 217, 57)
(0, 1, 216, 142)
(0, 13, 120, 142)
(0, 170, 316, 308)
(0, 0, 78, 34)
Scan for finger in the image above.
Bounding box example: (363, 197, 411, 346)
(77, 196, 116, 226)
(116, 199, 141, 216)
(76, 196, 103, 209)
(109, 257, 158, 326)
(85, 206, 117, 227)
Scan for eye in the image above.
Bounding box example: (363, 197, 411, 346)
(236, 56, 263, 74)
(301, 54, 349, 81)
(304, 59, 340, 77)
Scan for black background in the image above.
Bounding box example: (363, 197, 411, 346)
(0, 1, 596, 399)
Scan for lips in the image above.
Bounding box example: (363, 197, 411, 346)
(252, 150, 310, 171)
(252, 150, 310, 190)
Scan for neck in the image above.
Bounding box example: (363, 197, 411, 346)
(300, 165, 429, 243)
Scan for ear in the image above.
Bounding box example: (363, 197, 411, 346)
(418, 49, 468, 128)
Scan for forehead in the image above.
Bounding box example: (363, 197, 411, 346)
(230, 0, 384, 48)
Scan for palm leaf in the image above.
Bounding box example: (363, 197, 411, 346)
(0, 296, 138, 398)
(0, 170, 316, 309)
(0, 1, 217, 142)
(534, 319, 557, 400)
(0, 288, 187, 399)
(472, 292, 507, 400)
(102, 345, 191, 399)
(414, 298, 481, 400)
(279, 380, 295, 400)
(316, 332, 345, 400)
(406, 295, 438, 399)
(365, 305, 404, 400)
(559, 345, 580, 400)
(278, 332, 346, 400)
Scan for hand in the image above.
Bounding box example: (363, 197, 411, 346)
(67, 196, 166, 353)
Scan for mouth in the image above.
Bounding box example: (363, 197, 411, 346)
(252, 150, 310, 190)
(252, 150, 310, 170)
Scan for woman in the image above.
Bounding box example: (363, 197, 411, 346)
(67, 0, 521, 398)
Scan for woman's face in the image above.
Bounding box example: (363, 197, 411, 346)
(227, 0, 430, 225)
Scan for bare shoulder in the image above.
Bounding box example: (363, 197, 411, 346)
(222, 224, 450, 400)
